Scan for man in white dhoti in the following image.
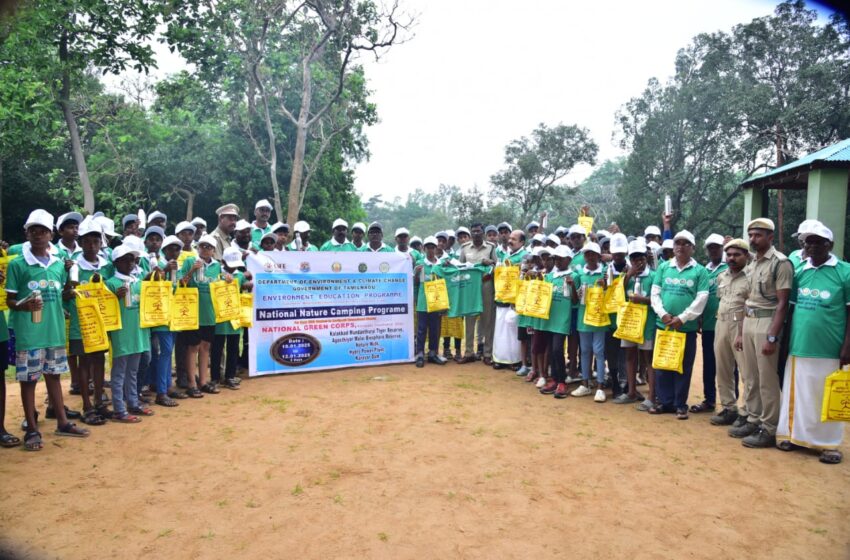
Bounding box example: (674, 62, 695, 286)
(777, 221, 850, 464)
(492, 231, 527, 370)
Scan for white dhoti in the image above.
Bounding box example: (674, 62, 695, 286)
(492, 306, 521, 365)
(777, 355, 845, 450)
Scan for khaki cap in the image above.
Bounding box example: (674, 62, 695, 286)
(216, 203, 240, 217)
(723, 238, 749, 252)
(746, 217, 775, 232)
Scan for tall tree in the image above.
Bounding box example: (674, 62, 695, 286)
(490, 123, 598, 226)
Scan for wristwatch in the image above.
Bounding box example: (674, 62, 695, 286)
(767, 335, 778, 343)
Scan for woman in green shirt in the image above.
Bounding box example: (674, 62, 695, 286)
(540, 246, 574, 399)
(211, 247, 252, 389)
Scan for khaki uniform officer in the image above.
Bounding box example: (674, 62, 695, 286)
(211, 203, 240, 261)
(709, 238, 750, 426)
(732, 218, 793, 448)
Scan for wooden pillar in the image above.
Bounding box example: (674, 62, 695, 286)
(806, 168, 849, 259)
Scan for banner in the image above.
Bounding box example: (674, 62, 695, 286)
(247, 252, 414, 376)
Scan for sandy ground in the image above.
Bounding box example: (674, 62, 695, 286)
(1, 351, 849, 560)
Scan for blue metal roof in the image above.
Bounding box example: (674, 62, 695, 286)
(741, 138, 850, 188)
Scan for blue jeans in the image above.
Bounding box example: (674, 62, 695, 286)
(655, 331, 698, 411)
(151, 331, 175, 395)
(579, 330, 606, 384)
(136, 348, 152, 394)
(701, 330, 716, 404)
(112, 353, 142, 416)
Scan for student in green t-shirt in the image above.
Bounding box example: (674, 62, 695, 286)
(571, 242, 608, 402)
(7, 210, 90, 450)
(69, 218, 115, 425)
(107, 244, 153, 423)
(540, 245, 574, 399)
(179, 234, 224, 397)
(613, 239, 656, 408)
(527, 246, 554, 389)
(148, 235, 184, 407)
(413, 237, 448, 368)
(211, 248, 252, 390)
(258, 232, 277, 252)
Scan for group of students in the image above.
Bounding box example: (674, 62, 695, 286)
(0, 200, 847, 466)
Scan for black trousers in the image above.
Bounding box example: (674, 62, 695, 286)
(211, 334, 239, 383)
(416, 311, 441, 355)
(550, 333, 567, 383)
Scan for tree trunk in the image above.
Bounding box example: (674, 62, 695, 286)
(286, 60, 314, 228)
(260, 92, 283, 223)
(58, 33, 95, 213)
(185, 191, 195, 220)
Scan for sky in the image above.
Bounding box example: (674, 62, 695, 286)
(118, 0, 836, 202)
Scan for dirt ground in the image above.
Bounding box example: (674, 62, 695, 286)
(1, 350, 848, 560)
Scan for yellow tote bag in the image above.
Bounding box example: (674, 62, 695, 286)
(140, 273, 173, 328)
(652, 329, 686, 373)
(76, 296, 110, 353)
(603, 276, 626, 314)
(514, 279, 531, 315)
(523, 279, 553, 320)
(78, 278, 122, 332)
(494, 265, 520, 303)
(210, 279, 241, 322)
(230, 292, 254, 329)
(440, 315, 464, 339)
(583, 285, 611, 327)
(578, 215, 594, 234)
(821, 366, 850, 423)
(0, 250, 15, 311)
(424, 277, 449, 313)
(170, 286, 200, 331)
(613, 302, 648, 344)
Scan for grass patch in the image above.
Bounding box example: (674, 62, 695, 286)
(156, 529, 173, 539)
(292, 483, 304, 496)
(377, 532, 389, 542)
(252, 396, 291, 414)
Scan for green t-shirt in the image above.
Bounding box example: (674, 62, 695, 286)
(701, 262, 727, 331)
(496, 247, 526, 266)
(56, 241, 82, 261)
(179, 256, 223, 327)
(626, 271, 657, 343)
(214, 271, 245, 336)
(0, 311, 8, 343)
(570, 252, 586, 273)
(415, 259, 445, 313)
(652, 259, 710, 333)
(320, 239, 357, 252)
(789, 258, 850, 359)
(573, 264, 608, 333)
(68, 258, 115, 341)
(788, 249, 804, 270)
(6, 253, 68, 351)
(358, 244, 395, 253)
(251, 224, 272, 246)
(537, 271, 573, 334)
(442, 265, 485, 318)
(106, 275, 150, 357)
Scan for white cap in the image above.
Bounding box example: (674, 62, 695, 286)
(148, 210, 167, 223)
(24, 209, 55, 231)
(293, 220, 310, 233)
(271, 222, 288, 232)
(673, 230, 696, 245)
(582, 242, 601, 255)
(332, 218, 348, 230)
(798, 222, 834, 242)
(175, 221, 196, 234)
(191, 217, 207, 227)
(94, 216, 119, 237)
(395, 227, 410, 237)
(627, 238, 647, 255)
(111, 243, 140, 262)
(197, 234, 217, 248)
(410, 236, 422, 245)
(552, 245, 573, 259)
(597, 229, 611, 240)
(456, 226, 470, 236)
(610, 233, 629, 254)
(77, 216, 102, 238)
(161, 235, 183, 250)
(57, 212, 83, 230)
(704, 233, 725, 247)
(647, 240, 661, 251)
(568, 224, 586, 236)
(532, 233, 546, 243)
(644, 225, 662, 237)
(423, 236, 438, 247)
(351, 222, 366, 233)
(235, 219, 251, 231)
(222, 247, 245, 268)
(546, 233, 560, 245)
(445, 229, 456, 237)
(123, 235, 145, 254)
(532, 246, 551, 257)
(661, 239, 675, 250)
(254, 199, 273, 211)
(794, 219, 822, 237)
(257, 232, 276, 245)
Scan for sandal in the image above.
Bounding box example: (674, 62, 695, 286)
(776, 440, 800, 452)
(168, 390, 189, 400)
(23, 431, 43, 451)
(0, 432, 21, 448)
(112, 413, 141, 424)
(155, 395, 179, 407)
(54, 422, 90, 438)
(81, 409, 107, 426)
(648, 405, 672, 415)
(676, 409, 689, 420)
(128, 406, 155, 417)
(200, 383, 220, 394)
(95, 405, 114, 420)
(186, 387, 204, 399)
(689, 401, 715, 414)
(819, 450, 842, 465)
